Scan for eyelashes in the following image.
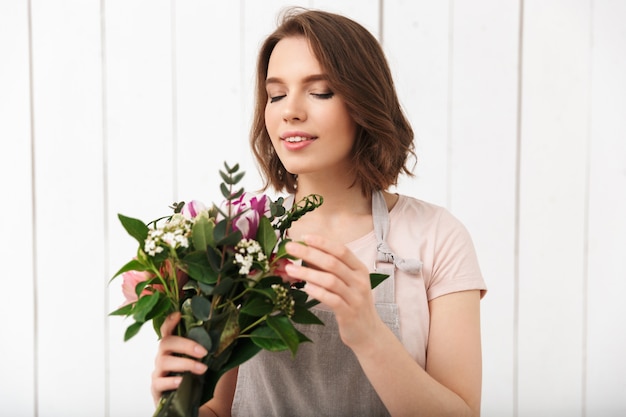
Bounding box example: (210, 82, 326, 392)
(312, 92, 334, 99)
(269, 92, 335, 103)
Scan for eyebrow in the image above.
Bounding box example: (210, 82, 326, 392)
(265, 74, 328, 86)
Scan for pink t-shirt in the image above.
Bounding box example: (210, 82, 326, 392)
(344, 194, 487, 367)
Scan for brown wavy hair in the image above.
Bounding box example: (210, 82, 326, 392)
(251, 7, 416, 196)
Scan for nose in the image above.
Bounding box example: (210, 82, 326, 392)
(282, 95, 306, 122)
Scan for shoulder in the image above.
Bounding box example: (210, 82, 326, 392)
(390, 194, 464, 232)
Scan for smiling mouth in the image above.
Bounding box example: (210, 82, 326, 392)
(283, 136, 316, 143)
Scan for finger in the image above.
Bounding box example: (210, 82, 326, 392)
(285, 240, 353, 283)
(301, 280, 345, 308)
(301, 234, 364, 271)
(152, 374, 182, 403)
(158, 333, 208, 360)
(154, 353, 208, 377)
(160, 311, 181, 337)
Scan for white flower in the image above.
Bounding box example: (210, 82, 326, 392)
(143, 214, 193, 257)
(233, 239, 269, 277)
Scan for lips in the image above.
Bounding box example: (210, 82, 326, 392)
(280, 131, 317, 143)
(279, 132, 317, 150)
(283, 136, 314, 143)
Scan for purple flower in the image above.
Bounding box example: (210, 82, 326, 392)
(182, 200, 207, 219)
(222, 193, 270, 239)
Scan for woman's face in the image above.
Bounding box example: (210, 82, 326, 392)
(264, 36, 357, 180)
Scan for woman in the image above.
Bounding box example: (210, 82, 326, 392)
(152, 8, 486, 417)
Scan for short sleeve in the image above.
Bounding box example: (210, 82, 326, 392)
(425, 208, 487, 300)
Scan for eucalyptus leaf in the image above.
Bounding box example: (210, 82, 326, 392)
(220, 183, 230, 199)
(191, 296, 211, 321)
(187, 326, 213, 352)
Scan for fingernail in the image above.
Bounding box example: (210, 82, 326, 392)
(194, 345, 208, 357)
(195, 362, 208, 372)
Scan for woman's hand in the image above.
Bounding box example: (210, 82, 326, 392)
(150, 312, 209, 405)
(284, 234, 386, 350)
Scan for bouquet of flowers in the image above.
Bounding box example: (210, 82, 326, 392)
(110, 162, 389, 417)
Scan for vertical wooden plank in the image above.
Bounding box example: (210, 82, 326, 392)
(586, 1, 626, 415)
(448, 2, 520, 416)
(0, 1, 36, 416)
(174, 1, 243, 204)
(104, 1, 174, 415)
(517, 1, 590, 415)
(312, 0, 380, 39)
(383, 0, 451, 206)
(29, 0, 106, 416)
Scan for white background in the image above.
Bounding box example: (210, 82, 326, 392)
(1, 1, 625, 416)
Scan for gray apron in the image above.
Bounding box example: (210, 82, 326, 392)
(232, 191, 421, 417)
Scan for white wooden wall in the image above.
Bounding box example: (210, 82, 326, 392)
(1, 1, 624, 416)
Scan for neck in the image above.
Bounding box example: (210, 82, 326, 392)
(294, 175, 371, 216)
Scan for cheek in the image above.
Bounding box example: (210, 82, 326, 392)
(264, 106, 279, 136)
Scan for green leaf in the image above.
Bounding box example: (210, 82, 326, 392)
(224, 161, 240, 174)
(256, 216, 278, 258)
(132, 292, 161, 322)
(213, 219, 228, 243)
(213, 276, 235, 296)
(187, 326, 212, 352)
(216, 229, 243, 247)
(191, 215, 215, 251)
(124, 321, 144, 341)
(250, 326, 288, 352)
(220, 338, 261, 372)
(146, 297, 174, 321)
(109, 258, 148, 281)
(118, 214, 149, 246)
(220, 183, 231, 199)
(108, 302, 134, 316)
(266, 315, 299, 356)
(240, 296, 273, 317)
(370, 272, 390, 289)
(184, 251, 218, 284)
(206, 246, 223, 272)
(291, 305, 324, 325)
(191, 295, 211, 321)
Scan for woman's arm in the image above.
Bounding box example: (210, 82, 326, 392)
(285, 235, 482, 417)
(199, 368, 239, 417)
(354, 290, 482, 417)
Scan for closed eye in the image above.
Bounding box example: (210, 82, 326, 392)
(269, 95, 286, 103)
(312, 92, 334, 99)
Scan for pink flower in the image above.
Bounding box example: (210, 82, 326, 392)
(272, 257, 302, 286)
(121, 270, 153, 304)
(182, 200, 207, 219)
(220, 193, 270, 239)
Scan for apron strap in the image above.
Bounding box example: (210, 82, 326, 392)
(372, 190, 422, 303)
